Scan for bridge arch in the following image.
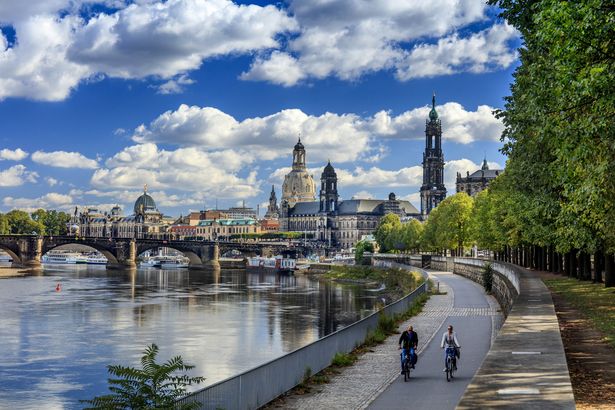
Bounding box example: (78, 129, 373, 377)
(136, 244, 202, 267)
(41, 242, 119, 265)
(0, 245, 21, 264)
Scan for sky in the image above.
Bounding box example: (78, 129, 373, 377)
(0, 0, 520, 217)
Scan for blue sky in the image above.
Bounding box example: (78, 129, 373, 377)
(0, 0, 519, 216)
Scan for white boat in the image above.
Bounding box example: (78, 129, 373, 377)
(0, 253, 13, 265)
(140, 255, 189, 269)
(42, 251, 81, 264)
(86, 254, 107, 265)
(247, 256, 296, 274)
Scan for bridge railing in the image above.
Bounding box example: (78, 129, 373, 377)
(178, 269, 427, 410)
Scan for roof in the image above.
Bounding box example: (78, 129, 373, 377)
(289, 201, 320, 215)
(288, 199, 420, 216)
(134, 192, 156, 214)
(460, 169, 502, 182)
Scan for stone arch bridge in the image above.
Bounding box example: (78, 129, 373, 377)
(0, 235, 305, 269)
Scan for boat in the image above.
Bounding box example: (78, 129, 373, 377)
(139, 255, 189, 269)
(247, 256, 296, 274)
(42, 251, 82, 264)
(0, 253, 13, 265)
(86, 253, 107, 265)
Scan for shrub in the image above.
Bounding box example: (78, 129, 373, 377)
(331, 352, 356, 367)
(483, 262, 494, 293)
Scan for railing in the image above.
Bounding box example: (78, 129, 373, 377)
(178, 268, 427, 410)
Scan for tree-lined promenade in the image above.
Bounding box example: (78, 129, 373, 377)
(370, 0, 614, 288)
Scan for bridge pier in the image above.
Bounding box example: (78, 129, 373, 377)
(107, 239, 136, 269)
(201, 243, 220, 270)
(20, 237, 42, 268)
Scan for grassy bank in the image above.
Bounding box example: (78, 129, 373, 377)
(324, 265, 424, 295)
(544, 278, 615, 348)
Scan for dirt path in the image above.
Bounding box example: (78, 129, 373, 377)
(539, 271, 615, 409)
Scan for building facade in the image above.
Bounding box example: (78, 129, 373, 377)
(420, 94, 447, 217)
(70, 186, 168, 238)
(194, 218, 260, 240)
(279, 153, 420, 249)
(456, 159, 503, 197)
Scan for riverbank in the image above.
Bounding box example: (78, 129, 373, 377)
(541, 272, 615, 409)
(310, 264, 424, 305)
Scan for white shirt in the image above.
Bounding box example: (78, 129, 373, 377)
(440, 331, 460, 349)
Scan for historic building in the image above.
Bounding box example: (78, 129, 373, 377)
(281, 138, 317, 208)
(264, 185, 280, 219)
(456, 159, 503, 197)
(70, 186, 168, 238)
(194, 218, 260, 240)
(279, 148, 419, 249)
(420, 94, 447, 217)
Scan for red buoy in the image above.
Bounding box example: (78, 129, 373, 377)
(55, 283, 61, 292)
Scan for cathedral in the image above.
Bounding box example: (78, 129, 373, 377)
(278, 139, 419, 249)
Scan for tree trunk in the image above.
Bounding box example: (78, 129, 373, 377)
(585, 252, 592, 281)
(594, 250, 603, 283)
(605, 254, 615, 288)
(564, 252, 571, 276)
(570, 250, 578, 279)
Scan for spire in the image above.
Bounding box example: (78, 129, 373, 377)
(271, 184, 275, 194)
(429, 92, 438, 121)
(481, 156, 489, 170)
(143, 183, 148, 193)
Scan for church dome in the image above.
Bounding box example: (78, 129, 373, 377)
(134, 187, 157, 214)
(294, 137, 305, 151)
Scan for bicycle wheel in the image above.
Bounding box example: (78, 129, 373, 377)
(446, 358, 451, 382)
(403, 360, 409, 382)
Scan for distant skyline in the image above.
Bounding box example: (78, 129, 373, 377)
(0, 0, 519, 216)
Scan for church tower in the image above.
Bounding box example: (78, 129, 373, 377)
(320, 161, 339, 213)
(282, 138, 317, 207)
(420, 93, 447, 216)
(265, 185, 279, 219)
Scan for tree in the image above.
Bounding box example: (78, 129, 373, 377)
(5, 210, 45, 235)
(402, 219, 424, 252)
(433, 193, 474, 256)
(374, 213, 402, 252)
(31, 209, 70, 236)
(0, 213, 9, 234)
(355, 240, 375, 264)
(82, 343, 204, 410)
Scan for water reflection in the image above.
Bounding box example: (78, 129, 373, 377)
(0, 265, 377, 409)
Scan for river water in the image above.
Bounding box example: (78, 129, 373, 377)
(0, 265, 378, 409)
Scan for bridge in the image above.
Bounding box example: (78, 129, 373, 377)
(0, 235, 306, 269)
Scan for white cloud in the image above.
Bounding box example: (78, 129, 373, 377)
(3, 192, 73, 210)
(242, 1, 518, 85)
(0, 148, 28, 161)
(32, 150, 98, 169)
(336, 166, 423, 188)
(0, 165, 38, 187)
(45, 177, 60, 187)
(0, 0, 296, 101)
(156, 74, 195, 95)
(351, 190, 374, 200)
(133, 105, 374, 163)
(91, 143, 260, 198)
(370, 102, 504, 143)
(396, 24, 518, 80)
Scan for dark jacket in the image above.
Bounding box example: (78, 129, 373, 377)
(399, 330, 418, 350)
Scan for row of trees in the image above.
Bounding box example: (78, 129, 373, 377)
(0, 210, 70, 235)
(372, 0, 615, 286)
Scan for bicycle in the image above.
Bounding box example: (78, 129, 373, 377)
(445, 346, 457, 382)
(401, 347, 416, 382)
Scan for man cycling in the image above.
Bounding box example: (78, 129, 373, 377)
(440, 324, 461, 371)
(398, 325, 418, 373)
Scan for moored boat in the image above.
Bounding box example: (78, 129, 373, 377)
(247, 256, 296, 274)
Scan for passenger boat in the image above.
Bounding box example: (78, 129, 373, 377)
(0, 253, 13, 264)
(140, 255, 189, 269)
(42, 251, 82, 264)
(246, 256, 296, 274)
(86, 253, 108, 265)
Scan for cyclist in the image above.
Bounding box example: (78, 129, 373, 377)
(440, 324, 461, 372)
(398, 325, 418, 373)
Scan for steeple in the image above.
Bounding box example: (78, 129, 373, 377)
(265, 185, 279, 219)
(292, 136, 306, 170)
(481, 156, 489, 170)
(420, 92, 447, 216)
(320, 161, 338, 213)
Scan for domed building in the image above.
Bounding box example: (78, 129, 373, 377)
(70, 185, 167, 238)
(281, 138, 316, 207)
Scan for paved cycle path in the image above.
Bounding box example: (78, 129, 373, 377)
(367, 272, 497, 410)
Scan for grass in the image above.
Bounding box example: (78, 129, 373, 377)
(544, 277, 615, 348)
(331, 352, 356, 367)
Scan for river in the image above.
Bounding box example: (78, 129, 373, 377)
(0, 265, 379, 409)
